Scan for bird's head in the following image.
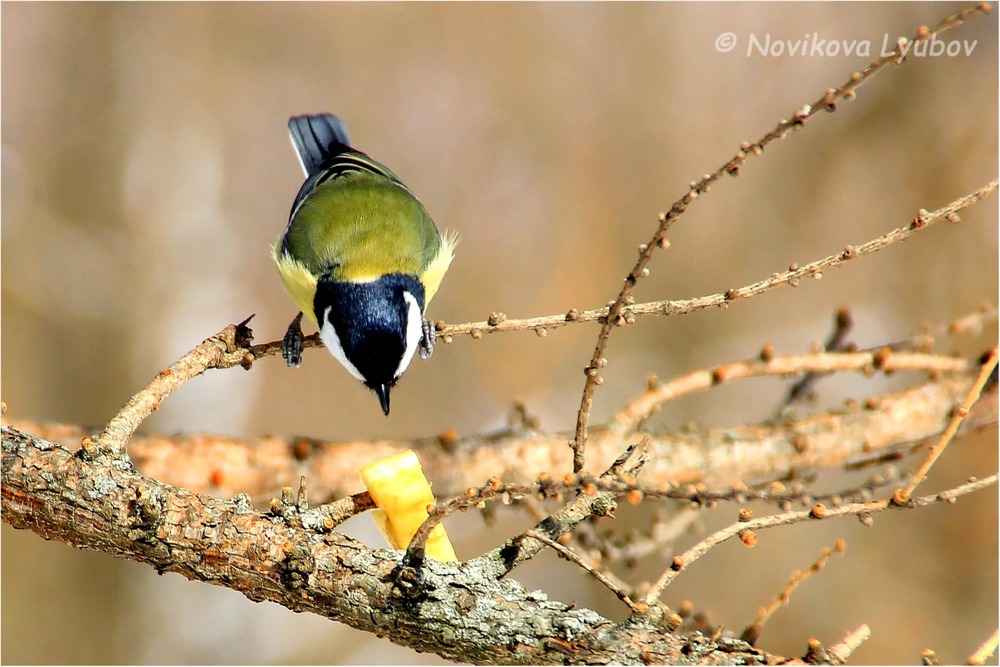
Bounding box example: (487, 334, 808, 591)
(314, 273, 425, 415)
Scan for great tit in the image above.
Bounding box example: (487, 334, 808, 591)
(272, 114, 457, 415)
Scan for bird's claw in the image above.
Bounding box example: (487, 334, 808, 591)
(282, 312, 305, 368)
(419, 319, 434, 360)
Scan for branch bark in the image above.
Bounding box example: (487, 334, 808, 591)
(4, 415, 993, 664)
(1, 425, 769, 665)
(7, 370, 993, 503)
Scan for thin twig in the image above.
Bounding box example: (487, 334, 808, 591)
(562, 6, 994, 471)
(495, 440, 652, 575)
(880, 304, 997, 356)
(783, 308, 855, 408)
(945, 305, 999, 338)
(828, 624, 873, 665)
(968, 628, 999, 666)
(519, 497, 637, 598)
(643, 474, 997, 605)
(211, 182, 996, 371)
(93, 319, 254, 456)
(896, 346, 998, 502)
(741, 539, 847, 646)
(299, 492, 376, 533)
(477, 441, 652, 578)
(526, 531, 642, 612)
(573, 507, 702, 568)
(923, 648, 943, 666)
(610, 350, 972, 434)
(433, 278, 995, 347)
(404, 441, 650, 566)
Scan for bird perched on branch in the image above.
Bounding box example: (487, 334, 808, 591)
(272, 113, 457, 415)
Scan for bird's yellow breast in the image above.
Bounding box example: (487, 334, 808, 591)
(420, 229, 459, 306)
(272, 245, 320, 324)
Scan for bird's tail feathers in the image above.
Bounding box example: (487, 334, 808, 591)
(288, 114, 351, 176)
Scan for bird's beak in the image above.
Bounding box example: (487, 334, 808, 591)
(375, 383, 391, 416)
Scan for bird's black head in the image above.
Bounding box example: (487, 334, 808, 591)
(314, 273, 425, 415)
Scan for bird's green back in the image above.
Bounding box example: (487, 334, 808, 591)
(282, 171, 441, 283)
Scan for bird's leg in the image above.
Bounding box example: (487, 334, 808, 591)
(282, 312, 305, 368)
(419, 319, 434, 360)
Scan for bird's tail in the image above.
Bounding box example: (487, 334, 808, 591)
(288, 114, 351, 177)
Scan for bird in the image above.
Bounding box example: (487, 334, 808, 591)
(272, 113, 457, 415)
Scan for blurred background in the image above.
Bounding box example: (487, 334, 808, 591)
(2, 2, 996, 664)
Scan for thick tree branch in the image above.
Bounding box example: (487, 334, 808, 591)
(2, 5, 993, 662)
(3, 424, 992, 664)
(9, 364, 993, 503)
(1, 425, 768, 665)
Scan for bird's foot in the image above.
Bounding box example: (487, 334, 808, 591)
(282, 312, 305, 368)
(419, 319, 435, 360)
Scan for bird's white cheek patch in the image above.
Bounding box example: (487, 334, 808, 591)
(319, 307, 366, 383)
(396, 292, 423, 379)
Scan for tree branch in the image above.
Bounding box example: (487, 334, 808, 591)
(10, 364, 994, 504)
(642, 475, 998, 605)
(897, 346, 998, 501)
(740, 539, 847, 646)
(2, 5, 993, 663)
(968, 628, 999, 666)
(3, 424, 991, 663)
(431, 181, 997, 341)
(1, 425, 768, 665)
(565, 5, 994, 473)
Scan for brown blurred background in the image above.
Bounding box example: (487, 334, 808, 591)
(2, 2, 997, 664)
